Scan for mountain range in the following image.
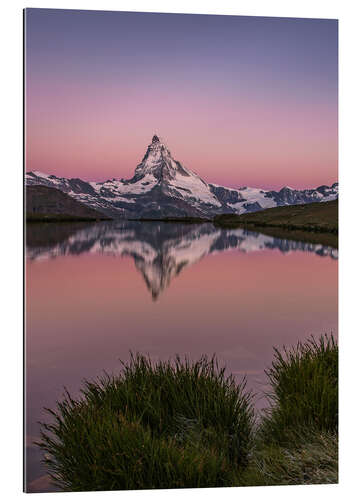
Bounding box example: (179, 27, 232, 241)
(26, 135, 338, 219)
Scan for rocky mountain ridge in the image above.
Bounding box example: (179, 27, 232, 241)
(26, 135, 338, 219)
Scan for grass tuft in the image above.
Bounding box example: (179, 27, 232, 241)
(260, 334, 338, 444)
(240, 428, 338, 486)
(238, 334, 338, 486)
(37, 354, 254, 491)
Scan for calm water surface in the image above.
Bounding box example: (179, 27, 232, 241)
(25, 221, 338, 492)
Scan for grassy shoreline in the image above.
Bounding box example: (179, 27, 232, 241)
(26, 199, 338, 248)
(213, 200, 338, 247)
(37, 335, 337, 491)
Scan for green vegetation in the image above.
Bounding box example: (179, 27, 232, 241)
(261, 334, 338, 443)
(239, 334, 338, 486)
(38, 355, 254, 491)
(214, 200, 338, 233)
(241, 429, 338, 486)
(38, 336, 338, 491)
(214, 200, 338, 248)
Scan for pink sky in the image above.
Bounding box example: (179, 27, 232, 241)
(25, 10, 338, 190)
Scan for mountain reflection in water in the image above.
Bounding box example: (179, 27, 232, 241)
(26, 221, 338, 301)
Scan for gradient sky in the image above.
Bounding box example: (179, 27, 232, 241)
(25, 9, 338, 189)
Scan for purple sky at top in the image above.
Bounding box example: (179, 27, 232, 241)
(25, 8, 338, 189)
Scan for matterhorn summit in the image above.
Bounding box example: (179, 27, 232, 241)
(128, 134, 196, 184)
(116, 134, 222, 216)
(26, 133, 338, 219)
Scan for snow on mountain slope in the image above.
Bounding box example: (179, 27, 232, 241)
(26, 134, 338, 218)
(227, 187, 277, 212)
(125, 134, 221, 208)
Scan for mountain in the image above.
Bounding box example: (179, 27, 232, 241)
(26, 185, 111, 221)
(25, 135, 338, 219)
(26, 220, 338, 300)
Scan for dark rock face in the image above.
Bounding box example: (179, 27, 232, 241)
(123, 185, 206, 219)
(240, 201, 262, 213)
(209, 185, 245, 204)
(267, 186, 338, 207)
(67, 178, 97, 195)
(25, 135, 338, 219)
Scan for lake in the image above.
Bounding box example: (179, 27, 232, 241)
(25, 221, 338, 492)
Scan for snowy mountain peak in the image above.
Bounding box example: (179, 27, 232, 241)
(128, 135, 201, 190)
(25, 134, 338, 219)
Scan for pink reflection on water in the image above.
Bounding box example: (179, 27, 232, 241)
(25, 246, 337, 490)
